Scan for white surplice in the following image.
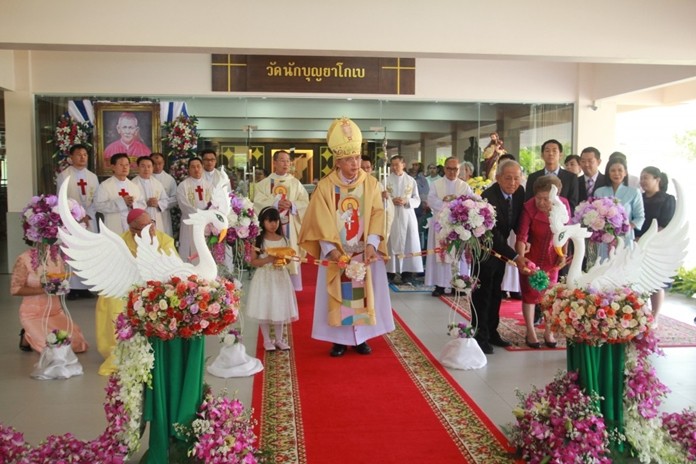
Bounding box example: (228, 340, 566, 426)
(253, 173, 309, 290)
(132, 176, 168, 235)
(424, 177, 473, 288)
(176, 176, 214, 263)
(56, 166, 100, 290)
(152, 170, 178, 236)
(94, 177, 145, 234)
(385, 173, 423, 273)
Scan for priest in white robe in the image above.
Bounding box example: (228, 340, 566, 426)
(131, 156, 169, 235)
(425, 157, 473, 296)
(201, 149, 230, 188)
(299, 117, 394, 358)
(176, 157, 214, 263)
(56, 144, 100, 298)
(385, 155, 423, 283)
(94, 153, 145, 234)
(254, 150, 309, 291)
(150, 152, 178, 237)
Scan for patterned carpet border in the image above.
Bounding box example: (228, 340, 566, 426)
(254, 329, 306, 464)
(387, 312, 515, 463)
(440, 294, 696, 351)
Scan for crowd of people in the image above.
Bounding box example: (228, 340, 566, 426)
(12, 123, 677, 366)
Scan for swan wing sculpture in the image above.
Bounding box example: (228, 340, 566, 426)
(58, 176, 231, 296)
(57, 178, 141, 298)
(549, 181, 689, 292)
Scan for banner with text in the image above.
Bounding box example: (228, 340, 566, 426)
(212, 55, 415, 95)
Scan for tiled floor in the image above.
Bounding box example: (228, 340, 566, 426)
(1, 271, 695, 462)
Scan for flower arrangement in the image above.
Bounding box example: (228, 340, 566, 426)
(541, 284, 651, 345)
(447, 321, 475, 339)
(41, 273, 71, 295)
(221, 327, 242, 346)
(662, 409, 696, 462)
(162, 114, 199, 154)
(509, 371, 613, 464)
(466, 176, 492, 195)
(22, 194, 85, 271)
(434, 193, 496, 261)
(176, 386, 260, 464)
(226, 192, 260, 244)
(344, 261, 367, 282)
(162, 114, 199, 184)
(450, 273, 477, 294)
(46, 329, 71, 347)
(124, 275, 240, 341)
(573, 197, 631, 244)
(50, 113, 93, 173)
(0, 377, 130, 463)
(623, 331, 688, 463)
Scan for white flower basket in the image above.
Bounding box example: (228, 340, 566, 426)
(31, 344, 83, 380)
(207, 343, 263, 378)
(439, 338, 487, 370)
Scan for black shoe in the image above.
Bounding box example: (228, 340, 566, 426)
(355, 342, 372, 355)
(19, 329, 32, 352)
(431, 286, 444, 297)
(67, 290, 80, 301)
(476, 339, 494, 354)
(330, 344, 347, 357)
(525, 337, 541, 349)
(490, 335, 512, 348)
(387, 273, 396, 283)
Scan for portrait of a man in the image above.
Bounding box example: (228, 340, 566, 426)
(95, 103, 160, 176)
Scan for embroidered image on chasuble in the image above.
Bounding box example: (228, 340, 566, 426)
(300, 170, 386, 329)
(335, 185, 374, 326)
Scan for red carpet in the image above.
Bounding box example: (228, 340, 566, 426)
(440, 294, 696, 351)
(252, 265, 513, 463)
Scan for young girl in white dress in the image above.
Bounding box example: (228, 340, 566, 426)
(247, 207, 299, 351)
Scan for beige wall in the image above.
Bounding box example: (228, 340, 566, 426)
(2, 1, 696, 65)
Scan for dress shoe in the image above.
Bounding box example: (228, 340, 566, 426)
(476, 339, 494, 354)
(431, 286, 444, 297)
(19, 329, 32, 352)
(275, 339, 291, 350)
(543, 337, 558, 349)
(355, 342, 372, 355)
(330, 343, 347, 357)
(393, 273, 403, 285)
(525, 337, 541, 349)
(263, 341, 276, 351)
(489, 335, 512, 348)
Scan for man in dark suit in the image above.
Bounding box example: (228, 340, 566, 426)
(525, 139, 579, 212)
(578, 146, 605, 202)
(471, 160, 530, 354)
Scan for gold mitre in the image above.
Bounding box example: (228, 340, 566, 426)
(327, 117, 363, 159)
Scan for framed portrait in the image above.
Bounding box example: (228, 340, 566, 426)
(94, 102, 161, 176)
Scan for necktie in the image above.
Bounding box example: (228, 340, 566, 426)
(507, 195, 513, 225)
(586, 177, 594, 196)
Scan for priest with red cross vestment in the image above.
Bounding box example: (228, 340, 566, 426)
(94, 153, 145, 234)
(176, 157, 214, 263)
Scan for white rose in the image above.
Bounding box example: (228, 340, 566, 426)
(158, 299, 168, 310)
(239, 216, 251, 227)
(46, 332, 57, 344)
(227, 212, 239, 226)
(468, 214, 484, 228)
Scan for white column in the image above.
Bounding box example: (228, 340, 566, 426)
(4, 51, 36, 271)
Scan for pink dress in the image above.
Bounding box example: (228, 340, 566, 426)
(11, 251, 88, 353)
(516, 197, 570, 304)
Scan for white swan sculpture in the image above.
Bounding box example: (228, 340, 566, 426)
(57, 176, 231, 297)
(549, 181, 689, 292)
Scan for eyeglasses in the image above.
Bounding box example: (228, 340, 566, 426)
(130, 220, 156, 232)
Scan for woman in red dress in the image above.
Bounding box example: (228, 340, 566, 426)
(515, 175, 569, 348)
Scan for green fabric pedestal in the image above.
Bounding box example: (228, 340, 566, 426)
(142, 336, 205, 464)
(567, 342, 626, 452)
